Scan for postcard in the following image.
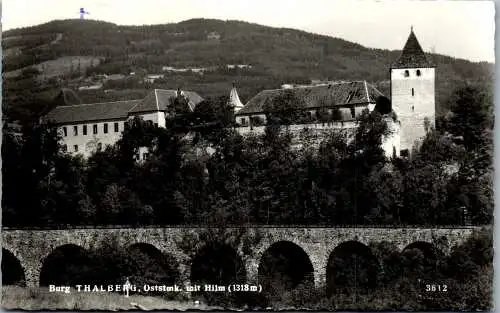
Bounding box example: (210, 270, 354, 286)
(1, 0, 494, 311)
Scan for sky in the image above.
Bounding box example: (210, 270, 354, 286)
(2, 0, 495, 63)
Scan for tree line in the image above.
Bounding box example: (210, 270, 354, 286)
(2, 84, 493, 227)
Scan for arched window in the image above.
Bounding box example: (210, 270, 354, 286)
(404, 70, 410, 77)
(416, 69, 421, 76)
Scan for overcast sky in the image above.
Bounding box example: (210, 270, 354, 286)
(2, 0, 495, 63)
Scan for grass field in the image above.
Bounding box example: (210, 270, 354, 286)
(4, 56, 102, 79)
(1, 286, 220, 310)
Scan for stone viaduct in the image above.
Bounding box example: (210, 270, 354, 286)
(2, 226, 481, 289)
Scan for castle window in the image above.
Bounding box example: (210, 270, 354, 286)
(416, 69, 421, 76)
(401, 149, 409, 158)
(104, 123, 108, 134)
(62, 144, 67, 152)
(93, 124, 98, 134)
(114, 122, 119, 132)
(63, 127, 67, 137)
(83, 125, 87, 135)
(73, 126, 78, 136)
(241, 118, 247, 126)
(404, 70, 410, 77)
(143, 153, 150, 161)
(411, 88, 415, 96)
(74, 145, 79, 152)
(350, 107, 355, 118)
(97, 143, 102, 151)
(412, 105, 414, 112)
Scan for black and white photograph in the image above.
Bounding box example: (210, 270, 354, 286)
(1, 0, 495, 311)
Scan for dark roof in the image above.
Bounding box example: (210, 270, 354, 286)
(43, 100, 141, 124)
(392, 29, 433, 69)
(236, 81, 385, 115)
(128, 89, 204, 114)
(43, 89, 204, 124)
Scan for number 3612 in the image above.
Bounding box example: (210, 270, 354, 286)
(426, 284, 447, 292)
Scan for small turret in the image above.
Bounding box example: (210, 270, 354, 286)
(228, 82, 244, 113)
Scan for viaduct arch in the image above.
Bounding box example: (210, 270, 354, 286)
(2, 226, 479, 289)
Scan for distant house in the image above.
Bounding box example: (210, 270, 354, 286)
(42, 88, 204, 159)
(104, 74, 126, 81)
(227, 64, 253, 70)
(162, 66, 208, 74)
(78, 83, 103, 91)
(207, 31, 221, 41)
(144, 74, 164, 83)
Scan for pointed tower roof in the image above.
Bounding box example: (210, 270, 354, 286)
(392, 27, 433, 69)
(228, 82, 244, 112)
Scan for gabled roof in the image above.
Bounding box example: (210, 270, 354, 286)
(236, 81, 385, 116)
(43, 100, 141, 124)
(43, 88, 204, 125)
(128, 89, 204, 114)
(392, 28, 433, 69)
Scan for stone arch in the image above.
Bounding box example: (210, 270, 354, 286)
(190, 244, 246, 285)
(326, 241, 380, 295)
(126, 242, 180, 286)
(2, 248, 26, 286)
(190, 243, 246, 304)
(401, 241, 443, 278)
(258, 241, 314, 296)
(39, 244, 93, 286)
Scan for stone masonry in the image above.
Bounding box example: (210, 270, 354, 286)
(2, 226, 480, 289)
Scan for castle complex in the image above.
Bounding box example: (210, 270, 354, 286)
(43, 28, 434, 159)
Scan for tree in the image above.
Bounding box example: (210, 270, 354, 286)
(446, 85, 492, 152)
(191, 96, 235, 144)
(263, 90, 308, 126)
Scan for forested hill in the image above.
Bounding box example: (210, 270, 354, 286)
(2, 18, 494, 121)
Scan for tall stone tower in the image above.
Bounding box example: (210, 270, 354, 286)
(391, 27, 435, 154)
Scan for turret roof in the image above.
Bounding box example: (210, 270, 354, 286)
(392, 28, 433, 69)
(228, 83, 244, 112)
